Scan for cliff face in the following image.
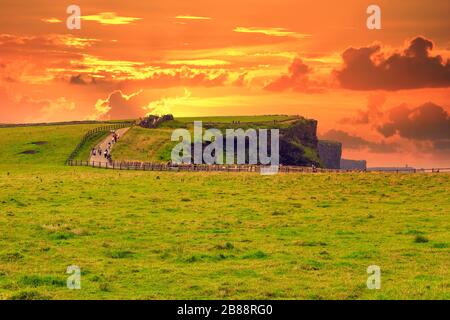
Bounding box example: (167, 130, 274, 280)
(340, 159, 367, 170)
(278, 119, 322, 166)
(317, 140, 342, 169)
(280, 119, 318, 148)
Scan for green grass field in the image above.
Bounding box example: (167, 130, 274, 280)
(0, 123, 449, 300)
(112, 127, 175, 163)
(0, 124, 102, 167)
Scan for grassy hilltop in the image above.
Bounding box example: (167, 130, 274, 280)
(113, 115, 324, 165)
(0, 120, 449, 300)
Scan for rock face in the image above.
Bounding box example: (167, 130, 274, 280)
(340, 159, 367, 170)
(278, 119, 322, 166)
(281, 119, 318, 148)
(317, 140, 342, 169)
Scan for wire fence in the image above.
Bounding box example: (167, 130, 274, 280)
(66, 160, 450, 174)
(66, 122, 134, 164)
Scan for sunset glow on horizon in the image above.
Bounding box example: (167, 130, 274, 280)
(0, 0, 449, 167)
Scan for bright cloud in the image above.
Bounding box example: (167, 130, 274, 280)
(41, 18, 62, 23)
(175, 15, 211, 20)
(167, 59, 230, 67)
(82, 12, 142, 25)
(234, 27, 311, 38)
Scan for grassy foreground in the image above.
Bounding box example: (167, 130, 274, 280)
(0, 123, 448, 300)
(0, 167, 448, 300)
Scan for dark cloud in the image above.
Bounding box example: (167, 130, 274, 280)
(433, 140, 450, 150)
(335, 36, 450, 90)
(321, 129, 398, 153)
(264, 58, 324, 93)
(69, 74, 98, 85)
(70, 74, 87, 85)
(377, 102, 450, 141)
(340, 94, 386, 124)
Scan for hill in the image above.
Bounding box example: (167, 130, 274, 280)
(113, 115, 330, 166)
(0, 120, 448, 300)
(0, 124, 103, 169)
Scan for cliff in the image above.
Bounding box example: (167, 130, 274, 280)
(340, 159, 367, 170)
(317, 140, 342, 169)
(278, 119, 322, 166)
(143, 115, 343, 168)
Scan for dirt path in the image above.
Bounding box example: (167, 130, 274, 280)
(89, 127, 130, 167)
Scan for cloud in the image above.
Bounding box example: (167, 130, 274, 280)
(378, 102, 450, 142)
(0, 33, 99, 49)
(234, 27, 311, 39)
(0, 34, 89, 84)
(335, 100, 450, 157)
(167, 59, 230, 67)
(41, 18, 62, 24)
(321, 129, 398, 153)
(143, 89, 192, 116)
(232, 72, 248, 87)
(81, 12, 142, 25)
(264, 58, 324, 93)
(339, 94, 386, 124)
(69, 74, 97, 85)
(39, 97, 75, 118)
(175, 15, 211, 20)
(93, 89, 194, 120)
(124, 67, 229, 88)
(335, 36, 450, 90)
(94, 90, 147, 120)
(49, 53, 230, 88)
(0, 86, 76, 123)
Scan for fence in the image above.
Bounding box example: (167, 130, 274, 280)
(67, 160, 333, 173)
(66, 160, 450, 174)
(367, 168, 450, 173)
(66, 122, 134, 163)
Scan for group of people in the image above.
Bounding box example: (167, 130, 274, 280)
(91, 130, 121, 163)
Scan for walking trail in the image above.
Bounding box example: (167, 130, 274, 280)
(89, 127, 130, 167)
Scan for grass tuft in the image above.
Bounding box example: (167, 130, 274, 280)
(414, 235, 429, 243)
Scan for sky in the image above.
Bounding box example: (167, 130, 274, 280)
(0, 0, 449, 167)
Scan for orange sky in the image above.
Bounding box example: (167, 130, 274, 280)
(0, 0, 449, 167)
